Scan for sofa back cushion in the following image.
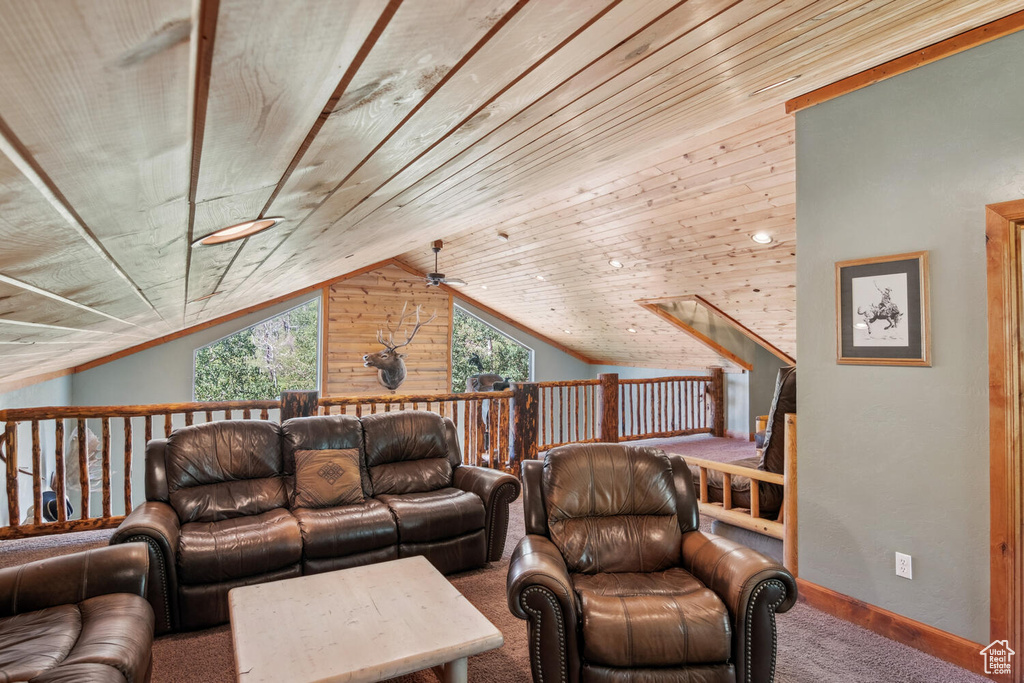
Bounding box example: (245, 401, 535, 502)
(281, 414, 369, 499)
(164, 421, 287, 523)
(543, 444, 681, 574)
(361, 411, 456, 495)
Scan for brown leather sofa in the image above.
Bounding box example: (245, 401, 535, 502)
(508, 443, 796, 683)
(112, 410, 520, 632)
(697, 365, 796, 519)
(0, 544, 154, 682)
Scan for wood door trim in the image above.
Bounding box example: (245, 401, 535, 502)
(987, 199, 1024, 683)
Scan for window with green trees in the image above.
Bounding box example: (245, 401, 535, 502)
(451, 305, 532, 393)
(193, 299, 320, 401)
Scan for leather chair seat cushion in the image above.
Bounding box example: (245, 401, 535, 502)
(377, 488, 485, 543)
(0, 604, 78, 681)
(178, 508, 302, 583)
(581, 663, 736, 683)
(577, 577, 730, 668)
(0, 594, 152, 683)
(293, 499, 398, 559)
(572, 568, 705, 598)
(30, 662, 130, 683)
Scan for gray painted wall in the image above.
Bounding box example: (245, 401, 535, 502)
(748, 346, 787, 436)
(796, 31, 1024, 643)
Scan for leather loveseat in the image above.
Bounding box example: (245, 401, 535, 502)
(0, 544, 154, 682)
(508, 443, 796, 683)
(111, 410, 520, 632)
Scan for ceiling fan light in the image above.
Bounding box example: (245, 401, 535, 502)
(194, 218, 281, 246)
(751, 232, 773, 244)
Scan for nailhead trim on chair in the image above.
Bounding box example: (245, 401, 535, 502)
(521, 586, 568, 683)
(744, 579, 787, 683)
(125, 535, 171, 632)
(487, 482, 518, 561)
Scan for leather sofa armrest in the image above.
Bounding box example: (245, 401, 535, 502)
(0, 544, 149, 618)
(453, 465, 521, 562)
(507, 535, 580, 683)
(110, 501, 181, 634)
(682, 531, 796, 683)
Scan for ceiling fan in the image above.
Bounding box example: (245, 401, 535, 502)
(425, 239, 466, 287)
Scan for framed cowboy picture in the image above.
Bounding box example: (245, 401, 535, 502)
(835, 251, 930, 366)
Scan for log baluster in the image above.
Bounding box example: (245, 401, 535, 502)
(498, 397, 510, 471)
(5, 421, 19, 527)
(243, 409, 251, 420)
(164, 413, 173, 436)
(123, 418, 133, 515)
(31, 421, 42, 525)
(185, 411, 193, 427)
(699, 466, 708, 503)
(225, 410, 233, 420)
(145, 416, 153, 445)
(487, 397, 497, 468)
(205, 410, 213, 422)
(722, 474, 733, 511)
(54, 420, 66, 523)
(77, 419, 88, 520)
(260, 408, 269, 420)
(101, 417, 111, 519)
(750, 479, 761, 520)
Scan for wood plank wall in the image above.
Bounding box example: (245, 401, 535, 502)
(325, 265, 451, 397)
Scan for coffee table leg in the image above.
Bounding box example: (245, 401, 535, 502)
(437, 657, 467, 683)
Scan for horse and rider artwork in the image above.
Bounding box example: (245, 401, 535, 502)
(836, 251, 930, 367)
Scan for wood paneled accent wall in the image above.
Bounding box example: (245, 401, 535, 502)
(324, 265, 451, 397)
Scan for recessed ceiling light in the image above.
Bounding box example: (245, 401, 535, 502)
(193, 218, 281, 246)
(751, 232, 773, 244)
(609, 259, 623, 269)
(536, 275, 545, 281)
(497, 232, 509, 242)
(750, 75, 800, 96)
(627, 328, 637, 333)
(564, 329, 571, 334)
(480, 284, 488, 290)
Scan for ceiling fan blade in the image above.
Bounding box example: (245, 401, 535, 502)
(443, 277, 466, 286)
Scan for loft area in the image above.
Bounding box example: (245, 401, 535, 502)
(4, 3, 1024, 683)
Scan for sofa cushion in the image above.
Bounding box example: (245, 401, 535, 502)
(178, 508, 302, 583)
(292, 448, 364, 509)
(60, 594, 153, 683)
(543, 444, 681, 574)
(572, 568, 705, 598)
(361, 411, 455, 494)
(292, 499, 397, 559)
(377, 488, 485, 544)
(30, 662, 129, 683)
(579, 584, 731, 667)
(0, 604, 79, 681)
(164, 421, 287, 523)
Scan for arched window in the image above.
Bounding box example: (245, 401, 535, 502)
(451, 304, 532, 392)
(193, 298, 320, 401)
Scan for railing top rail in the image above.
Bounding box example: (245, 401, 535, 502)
(532, 379, 600, 388)
(319, 390, 513, 406)
(0, 400, 279, 422)
(619, 375, 711, 384)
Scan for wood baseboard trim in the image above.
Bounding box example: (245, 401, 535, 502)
(796, 579, 986, 676)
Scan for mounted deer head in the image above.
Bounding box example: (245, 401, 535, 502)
(362, 303, 437, 391)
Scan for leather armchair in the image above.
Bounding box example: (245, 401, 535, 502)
(0, 544, 154, 683)
(508, 444, 796, 683)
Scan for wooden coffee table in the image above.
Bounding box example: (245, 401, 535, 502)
(228, 555, 503, 683)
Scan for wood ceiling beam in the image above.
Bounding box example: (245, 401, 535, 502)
(0, 274, 137, 328)
(786, 8, 1024, 113)
(0, 116, 163, 323)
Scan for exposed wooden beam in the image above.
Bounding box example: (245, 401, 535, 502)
(0, 116, 163, 322)
(785, 9, 1024, 113)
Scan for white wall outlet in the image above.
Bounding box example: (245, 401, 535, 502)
(895, 552, 913, 579)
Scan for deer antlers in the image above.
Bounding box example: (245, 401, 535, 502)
(377, 302, 437, 351)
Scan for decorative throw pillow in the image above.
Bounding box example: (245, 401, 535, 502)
(293, 448, 364, 508)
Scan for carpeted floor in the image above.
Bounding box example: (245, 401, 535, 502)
(0, 437, 989, 683)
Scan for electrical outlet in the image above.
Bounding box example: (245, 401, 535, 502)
(895, 552, 913, 579)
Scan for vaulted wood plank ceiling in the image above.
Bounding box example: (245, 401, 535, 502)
(0, 0, 1019, 385)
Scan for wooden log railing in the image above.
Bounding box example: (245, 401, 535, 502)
(317, 390, 514, 472)
(682, 413, 798, 575)
(617, 375, 716, 441)
(534, 379, 601, 451)
(0, 400, 279, 540)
